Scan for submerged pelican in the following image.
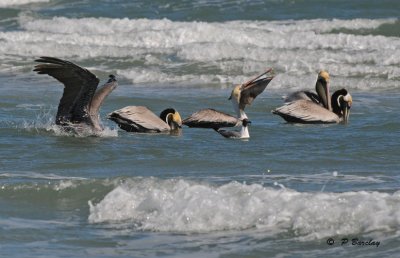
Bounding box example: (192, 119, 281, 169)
(214, 119, 251, 139)
(183, 69, 274, 131)
(33, 56, 118, 133)
(273, 71, 352, 124)
(108, 106, 182, 133)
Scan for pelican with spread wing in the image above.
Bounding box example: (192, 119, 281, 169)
(182, 69, 274, 138)
(33, 57, 118, 133)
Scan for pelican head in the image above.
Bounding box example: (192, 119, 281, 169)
(160, 108, 182, 130)
(316, 70, 332, 111)
(239, 118, 251, 139)
(331, 89, 352, 123)
(228, 85, 241, 103)
(318, 70, 330, 82)
(242, 118, 251, 127)
(107, 74, 117, 83)
(339, 93, 352, 123)
(228, 84, 245, 119)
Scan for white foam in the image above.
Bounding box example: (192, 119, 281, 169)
(1, 16, 399, 90)
(0, 0, 49, 7)
(18, 107, 118, 137)
(0, 171, 87, 181)
(88, 178, 400, 240)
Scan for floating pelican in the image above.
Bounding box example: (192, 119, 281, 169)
(214, 119, 251, 139)
(108, 106, 182, 133)
(182, 108, 240, 129)
(183, 69, 274, 130)
(273, 71, 352, 124)
(33, 56, 117, 133)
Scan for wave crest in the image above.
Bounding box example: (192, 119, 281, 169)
(88, 178, 400, 239)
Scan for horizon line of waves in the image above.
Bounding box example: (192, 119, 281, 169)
(88, 178, 400, 240)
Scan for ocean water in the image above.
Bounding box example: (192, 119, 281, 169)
(0, 0, 399, 257)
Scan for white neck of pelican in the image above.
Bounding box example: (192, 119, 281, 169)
(230, 98, 248, 119)
(240, 124, 250, 139)
(326, 81, 332, 111)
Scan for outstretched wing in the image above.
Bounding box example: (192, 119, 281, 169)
(33, 56, 99, 125)
(272, 100, 339, 124)
(240, 70, 274, 110)
(108, 106, 169, 132)
(182, 108, 239, 129)
(90, 75, 118, 117)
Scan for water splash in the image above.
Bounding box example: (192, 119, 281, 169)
(19, 107, 118, 137)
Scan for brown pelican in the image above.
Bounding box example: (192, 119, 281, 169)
(229, 68, 275, 119)
(108, 106, 182, 133)
(182, 108, 240, 129)
(273, 87, 352, 124)
(182, 69, 274, 130)
(33, 56, 118, 133)
(284, 70, 331, 110)
(214, 119, 251, 139)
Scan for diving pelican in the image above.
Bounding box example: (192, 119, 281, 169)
(214, 119, 251, 139)
(108, 106, 182, 133)
(182, 69, 274, 129)
(33, 56, 118, 133)
(273, 71, 352, 124)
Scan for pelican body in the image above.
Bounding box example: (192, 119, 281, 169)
(273, 71, 352, 124)
(33, 56, 118, 133)
(182, 69, 274, 136)
(214, 119, 251, 139)
(108, 106, 182, 133)
(182, 108, 240, 129)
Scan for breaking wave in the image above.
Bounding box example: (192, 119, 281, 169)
(0, 15, 398, 90)
(88, 178, 400, 240)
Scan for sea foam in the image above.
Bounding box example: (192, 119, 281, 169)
(0, 0, 49, 7)
(1, 16, 399, 90)
(88, 178, 400, 240)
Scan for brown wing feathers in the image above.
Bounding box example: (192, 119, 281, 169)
(33, 57, 100, 125)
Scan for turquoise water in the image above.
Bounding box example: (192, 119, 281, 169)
(1, 1, 400, 257)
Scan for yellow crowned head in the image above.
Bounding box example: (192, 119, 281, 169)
(318, 70, 330, 82)
(229, 85, 241, 103)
